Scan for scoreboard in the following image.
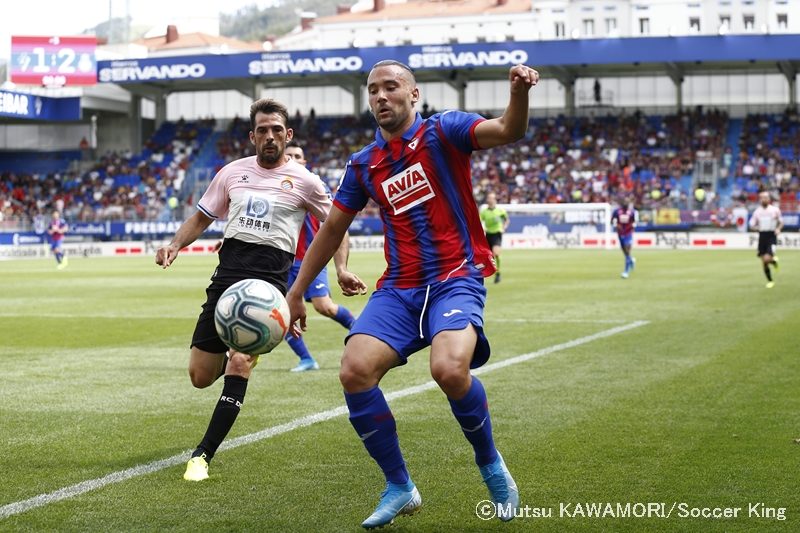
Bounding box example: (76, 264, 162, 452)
(11, 35, 97, 87)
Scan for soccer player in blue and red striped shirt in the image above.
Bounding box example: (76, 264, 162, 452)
(284, 141, 356, 371)
(47, 210, 69, 269)
(611, 199, 637, 278)
(287, 60, 539, 528)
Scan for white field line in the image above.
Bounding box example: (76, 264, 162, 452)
(0, 320, 648, 520)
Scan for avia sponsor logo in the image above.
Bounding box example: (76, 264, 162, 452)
(408, 47, 528, 69)
(0, 91, 29, 116)
(99, 61, 206, 82)
(248, 54, 362, 75)
(382, 162, 435, 215)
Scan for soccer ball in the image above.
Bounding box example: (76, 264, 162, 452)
(214, 279, 290, 355)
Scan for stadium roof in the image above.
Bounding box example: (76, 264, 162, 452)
(96, 34, 800, 100)
(317, 0, 532, 23)
(134, 25, 263, 54)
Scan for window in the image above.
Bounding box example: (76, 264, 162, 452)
(777, 14, 788, 29)
(606, 17, 618, 34)
(555, 21, 566, 38)
(639, 17, 650, 35)
(743, 14, 755, 30)
(720, 15, 731, 28)
(583, 19, 595, 36)
(689, 17, 701, 32)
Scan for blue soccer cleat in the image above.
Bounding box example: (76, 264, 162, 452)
(480, 453, 519, 522)
(290, 358, 319, 372)
(361, 480, 422, 529)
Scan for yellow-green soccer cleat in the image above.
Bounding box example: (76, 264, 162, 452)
(183, 455, 209, 481)
(766, 281, 775, 289)
(773, 256, 779, 271)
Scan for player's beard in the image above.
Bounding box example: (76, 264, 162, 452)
(258, 144, 283, 167)
(374, 106, 409, 135)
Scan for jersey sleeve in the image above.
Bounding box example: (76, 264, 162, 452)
(304, 175, 333, 222)
(438, 110, 485, 153)
(333, 160, 370, 214)
(748, 211, 758, 229)
(197, 169, 229, 220)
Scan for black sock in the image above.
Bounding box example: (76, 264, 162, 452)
(764, 265, 772, 281)
(193, 375, 248, 461)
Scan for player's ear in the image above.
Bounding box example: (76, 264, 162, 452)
(411, 86, 420, 106)
(286, 128, 294, 142)
(249, 130, 256, 146)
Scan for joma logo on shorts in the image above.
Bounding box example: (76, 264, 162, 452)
(382, 162, 435, 215)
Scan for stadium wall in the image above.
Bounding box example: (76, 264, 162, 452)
(2, 232, 799, 261)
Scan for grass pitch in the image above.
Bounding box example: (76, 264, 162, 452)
(1, 249, 798, 532)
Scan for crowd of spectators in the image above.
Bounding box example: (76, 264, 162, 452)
(2, 108, 798, 230)
(0, 118, 214, 227)
(728, 109, 800, 211)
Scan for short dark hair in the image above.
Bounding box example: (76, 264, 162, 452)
(286, 140, 301, 149)
(371, 60, 416, 82)
(249, 98, 290, 130)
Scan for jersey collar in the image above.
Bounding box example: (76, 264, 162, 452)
(374, 113, 423, 149)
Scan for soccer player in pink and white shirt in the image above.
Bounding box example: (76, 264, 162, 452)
(286, 60, 539, 528)
(749, 190, 783, 288)
(155, 98, 365, 481)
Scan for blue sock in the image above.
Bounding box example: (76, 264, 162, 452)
(333, 306, 356, 330)
(624, 256, 632, 270)
(55, 252, 63, 263)
(286, 334, 313, 361)
(449, 377, 498, 467)
(345, 387, 409, 485)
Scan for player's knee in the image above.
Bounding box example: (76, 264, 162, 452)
(339, 353, 376, 391)
(188, 367, 215, 389)
(430, 361, 470, 396)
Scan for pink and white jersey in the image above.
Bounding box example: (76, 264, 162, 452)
(198, 156, 332, 254)
(749, 204, 782, 232)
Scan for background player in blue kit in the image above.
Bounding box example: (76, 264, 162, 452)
(611, 199, 637, 278)
(284, 140, 357, 371)
(47, 210, 69, 270)
(286, 60, 539, 529)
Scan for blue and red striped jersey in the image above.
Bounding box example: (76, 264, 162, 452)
(295, 213, 321, 262)
(334, 111, 496, 289)
(611, 206, 637, 237)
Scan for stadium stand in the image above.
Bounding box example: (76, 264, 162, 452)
(2, 110, 799, 228)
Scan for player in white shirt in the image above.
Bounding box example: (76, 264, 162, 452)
(155, 98, 365, 481)
(748, 191, 783, 289)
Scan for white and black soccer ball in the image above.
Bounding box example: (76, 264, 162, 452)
(214, 278, 290, 355)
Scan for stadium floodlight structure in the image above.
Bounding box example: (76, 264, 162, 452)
(497, 202, 613, 250)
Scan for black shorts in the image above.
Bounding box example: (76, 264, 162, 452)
(486, 232, 503, 248)
(757, 232, 777, 257)
(191, 239, 293, 353)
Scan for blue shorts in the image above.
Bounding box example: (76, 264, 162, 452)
(618, 234, 633, 249)
(347, 276, 491, 369)
(50, 239, 63, 251)
(288, 261, 330, 301)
